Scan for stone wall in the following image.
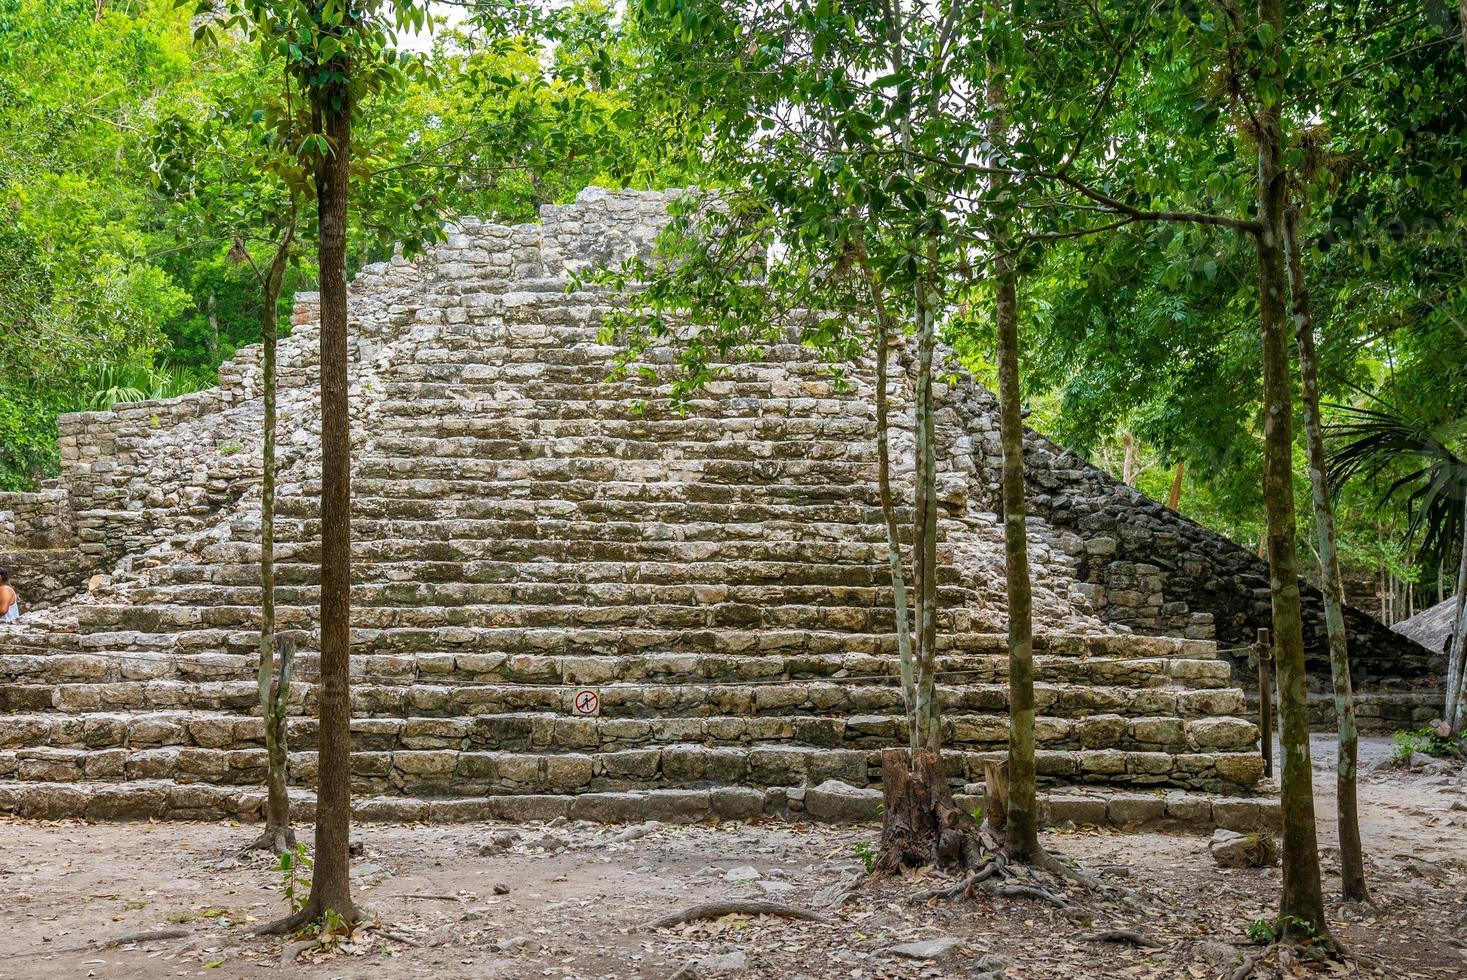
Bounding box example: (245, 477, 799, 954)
(0, 488, 71, 550)
(0, 487, 83, 610)
(939, 373, 1442, 691)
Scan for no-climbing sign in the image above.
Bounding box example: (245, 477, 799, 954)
(572, 689, 601, 717)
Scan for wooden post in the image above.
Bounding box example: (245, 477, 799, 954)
(1256, 627, 1274, 779)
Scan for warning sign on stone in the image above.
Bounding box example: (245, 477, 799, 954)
(572, 689, 601, 717)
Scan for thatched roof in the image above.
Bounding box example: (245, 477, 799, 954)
(1392, 596, 1461, 655)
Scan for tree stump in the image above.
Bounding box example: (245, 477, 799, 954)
(873, 748, 986, 874)
(983, 759, 1009, 833)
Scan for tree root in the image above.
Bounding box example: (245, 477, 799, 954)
(238, 824, 297, 859)
(909, 860, 1004, 901)
(94, 928, 190, 950)
(1081, 929, 1161, 947)
(1036, 848, 1144, 908)
(1236, 937, 1355, 979)
(252, 898, 367, 937)
(642, 900, 833, 930)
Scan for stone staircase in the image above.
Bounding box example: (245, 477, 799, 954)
(0, 189, 1274, 831)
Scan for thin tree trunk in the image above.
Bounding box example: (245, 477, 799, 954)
(252, 215, 298, 856)
(1255, 0, 1331, 939)
(1283, 205, 1368, 903)
(308, 59, 359, 924)
(1122, 431, 1139, 485)
(986, 65, 1040, 862)
(853, 231, 916, 745)
(994, 261, 1038, 860)
(911, 258, 940, 752)
(1166, 460, 1184, 510)
(1460, 0, 1467, 68)
(1446, 507, 1467, 734)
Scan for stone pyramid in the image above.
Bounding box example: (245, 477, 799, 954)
(8, 186, 1411, 831)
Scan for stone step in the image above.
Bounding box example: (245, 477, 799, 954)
(77, 601, 989, 635)
(0, 779, 1281, 833)
(0, 708, 1257, 756)
(378, 379, 854, 406)
(408, 339, 825, 365)
(0, 647, 1231, 693)
(120, 581, 983, 613)
(388, 358, 845, 386)
(377, 394, 861, 423)
(275, 495, 909, 527)
(265, 515, 905, 546)
(355, 454, 878, 487)
(142, 557, 966, 589)
(368, 433, 879, 464)
(383, 415, 877, 443)
(3, 676, 1247, 724)
(327, 475, 891, 509)
(63, 625, 1163, 660)
(0, 741, 1262, 796)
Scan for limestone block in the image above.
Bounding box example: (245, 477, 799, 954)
(804, 780, 881, 823)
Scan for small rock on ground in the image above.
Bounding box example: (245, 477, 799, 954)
(889, 937, 965, 960)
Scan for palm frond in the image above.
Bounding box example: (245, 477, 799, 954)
(1327, 404, 1466, 568)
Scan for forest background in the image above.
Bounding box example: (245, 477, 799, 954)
(1, 0, 1462, 619)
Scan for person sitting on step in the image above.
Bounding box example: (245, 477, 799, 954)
(0, 566, 19, 623)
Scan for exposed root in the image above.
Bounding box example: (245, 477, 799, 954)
(253, 898, 367, 937)
(238, 824, 297, 859)
(1036, 848, 1144, 909)
(1236, 937, 1355, 978)
(908, 859, 1003, 902)
(642, 900, 833, 930)
(361, 924, 421, 947)
(97, 928, 191, 949)
(986, 881, 1075, 912)
(1081, 929, 1161, 947)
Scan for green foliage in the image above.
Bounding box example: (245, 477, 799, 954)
(1391, 725, 1467, 765)
(1, 0, 690, 491)
(1246, 918, 1276, 944)
(1328, 406, 1466, 571)
(275, 842, 313, 912)
(75, 361, 214, 412)
(853, 841, 876, 875)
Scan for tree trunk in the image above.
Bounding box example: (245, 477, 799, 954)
(987, 65, 1041, 863)
(1446, 507, 1467, 734)
(1254, 1, 1330, 940)
(1460, 0, 1467, 68)
(1122, 431, 1139, 485)
(308, 63, 359, 924)
(1166, 460, 1184, 510)
(1283, 205, 1368, 903)
(252, 220, 297, 856)
(853, 230, 916, 745)
(995, 262, 1039, 861)
(911, 262, 940, 753)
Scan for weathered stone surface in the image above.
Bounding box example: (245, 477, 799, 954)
(890, 938, 964, 960)
(804, 780, 882, 823)
(0, 187, 1303, 832)
(1208, 828, 1279, 868)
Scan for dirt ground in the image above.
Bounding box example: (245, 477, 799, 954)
(2, 736, 1463, 980)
